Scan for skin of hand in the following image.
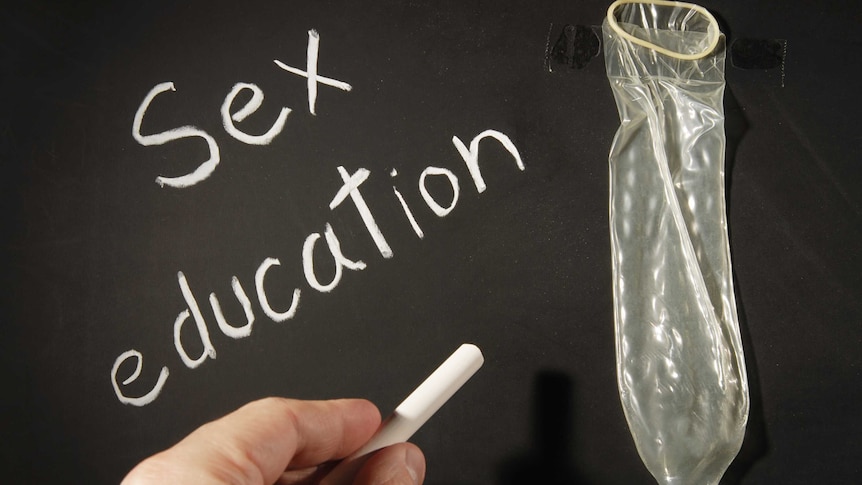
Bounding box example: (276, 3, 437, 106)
(121, 397, 426, 485)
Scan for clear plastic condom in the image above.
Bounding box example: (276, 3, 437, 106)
(602, 1, 749, 484)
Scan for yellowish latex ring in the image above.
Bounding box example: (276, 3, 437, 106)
(606, 0, 720, 60)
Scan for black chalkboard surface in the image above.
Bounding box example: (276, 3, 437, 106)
(2, 1, 860, 483)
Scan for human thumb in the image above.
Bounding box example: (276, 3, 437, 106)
(352, 443, 425, 485)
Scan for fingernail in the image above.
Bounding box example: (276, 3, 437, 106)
(404, 446, 424, 485)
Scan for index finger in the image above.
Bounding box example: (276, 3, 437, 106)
(123, 397, 381, 485)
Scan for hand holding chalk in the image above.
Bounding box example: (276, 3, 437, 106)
(121, 398, 406, 485)
(121, 344, 481, 485)
(321, 343, 485, 485)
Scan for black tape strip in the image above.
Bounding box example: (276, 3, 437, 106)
(547, 24, 601, 71)
(731, 38, 787, 70)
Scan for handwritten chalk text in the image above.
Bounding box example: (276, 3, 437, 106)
(112, 29, 525, 406)
(132, 29, 350, 188)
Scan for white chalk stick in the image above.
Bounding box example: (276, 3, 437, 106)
(321, 343, 484, 485)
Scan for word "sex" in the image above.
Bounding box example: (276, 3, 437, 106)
(132, 29, 347, 188)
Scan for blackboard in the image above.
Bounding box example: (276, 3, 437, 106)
(2, 1, 860, 483)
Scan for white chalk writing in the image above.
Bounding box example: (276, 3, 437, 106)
(112, 29, 526, 406)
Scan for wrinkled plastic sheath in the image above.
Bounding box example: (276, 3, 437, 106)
(603, 1, 749, 484)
